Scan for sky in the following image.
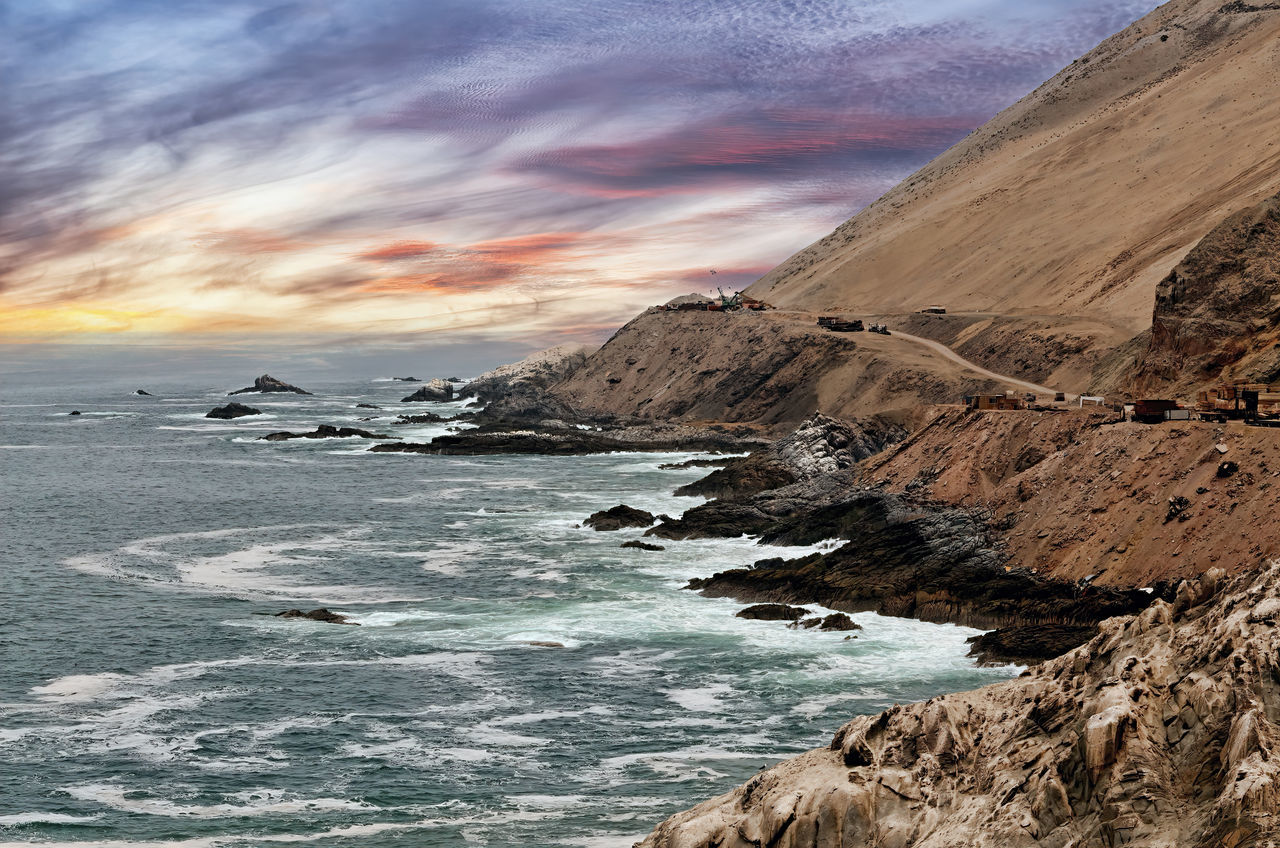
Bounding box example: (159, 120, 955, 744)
(1, 0, 1160, 371)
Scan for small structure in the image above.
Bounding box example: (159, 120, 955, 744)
(1133, 399, 1180, 424)
(920, 306, 947, 315)
(1079, 395, 1105, 407)
(966, 392, 1026, 411)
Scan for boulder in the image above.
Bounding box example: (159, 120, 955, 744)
(401, 378, 454, 402)
(206, 402, 262, 420)
(584, 505, 655, 531)
(135, 389, 152, 396)
(68, 410, 81, 416)
(621, 540, 666, 551)
(229, 374, 311, 395)
(394, 376, 420, 382)
(274, 608, 358, 625)
(356, 403, 381, 409)
(736, 603, 810, 622)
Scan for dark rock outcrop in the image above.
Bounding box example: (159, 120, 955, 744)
(584, 505, 654, 531)
(395, 412, 448, 424)
(401, 378, 454, 402)
(678, 487, 1158, 632)
(621, 540, 665, 551)
(259, 425, 395, 441)
(659, 458, 736, 471)
(393, 376, 420, 382)
(356, 403, 381, 409)
(966, 623, 1099, 666)
(206, 402, 262, 419)
(274, 608, 358, 625)
(735, 603, 810, 622)
(135, 389, 152, 396)
(68, 410, 81, 416)
(369, 423, 764, 457)
(229, 374, 311, 395)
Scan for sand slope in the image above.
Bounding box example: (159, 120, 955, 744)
(749, 0, 1280, 342)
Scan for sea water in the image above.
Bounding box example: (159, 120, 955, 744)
(0, 374, 1017, 846)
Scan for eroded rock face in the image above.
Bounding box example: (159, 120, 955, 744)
(676, 413, 898, 500)
(401, 379, 454, 402)
(1128, 191, 1280, 394)
(229, 374, 311, 395)
(206, 402, 262, 419)
(639, 563, 1280, 848)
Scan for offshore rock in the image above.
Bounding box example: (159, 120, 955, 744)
(229, 374, 311, 395)
(584, 505, 654, 531)
(135, 389, 152, 396)
(259, 424, 395, 441)
(735, 603, 810, 622)
(206, 402, 262, 420)
(400, 378, 454, 402)
(621, 540, 665, 551)
(274, 608, 358, 625)
(639, 563, 1280, 848)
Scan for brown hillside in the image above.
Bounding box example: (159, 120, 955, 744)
(748, 0, 1280, 373)
(862, 407, 1280, 587)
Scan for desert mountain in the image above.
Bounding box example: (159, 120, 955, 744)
(748, 0, 1280, 377)
(549, 1, 1280, 427)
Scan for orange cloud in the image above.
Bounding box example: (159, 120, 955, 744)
(355, 240, 440, 261)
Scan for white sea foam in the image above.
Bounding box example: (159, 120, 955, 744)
(64, 784, 380, 818)
(0, 813, 100, 826)
(662, 682, 734, 712)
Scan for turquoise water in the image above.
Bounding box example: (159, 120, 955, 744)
(0, 375, 1016, 846)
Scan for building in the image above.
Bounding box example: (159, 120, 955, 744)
(965, 393, 1025, 411)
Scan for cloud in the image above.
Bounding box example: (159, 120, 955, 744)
(1, 0, 1163, 344)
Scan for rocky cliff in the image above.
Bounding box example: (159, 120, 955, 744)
(639, 561, 1280, 848)
(1122, 191, 1280, 396)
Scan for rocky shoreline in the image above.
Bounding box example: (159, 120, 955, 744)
(638, 563, 1280, 847)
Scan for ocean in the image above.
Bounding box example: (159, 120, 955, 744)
(0, 373, 1017, 847)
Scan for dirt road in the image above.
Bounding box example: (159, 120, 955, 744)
(887, 329, 1064, 397)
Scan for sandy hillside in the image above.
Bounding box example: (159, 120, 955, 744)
(748, 0, 1280, 353)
